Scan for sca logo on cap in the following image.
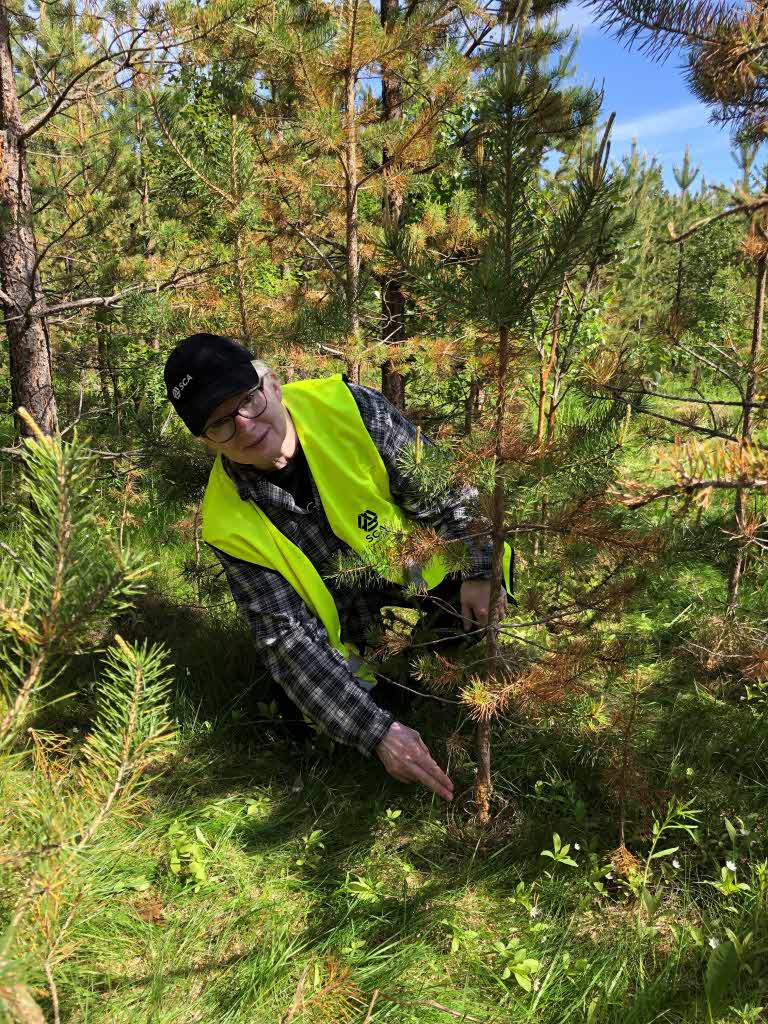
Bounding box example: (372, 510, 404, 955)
(172, 374, 193, 400)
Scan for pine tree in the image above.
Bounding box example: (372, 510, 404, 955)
(587, 0, 768, 612)
(388, 1, 628, 822)
(0, 412, 174, 1018)
(0, 0, 233, 439)
(671, 146, 700, 327)
(221, 0, 485, 380)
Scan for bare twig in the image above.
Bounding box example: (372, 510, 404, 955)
(375, 672, 461, 705)
(591, 392, 738, 441)
(600, 384, 759, 408)
(618, 476, 768, 509)
(280, 965, 310, 1024)
(43, 962, 60, 1024)
(364, 989, 380, 1023)
(318, 344, 345, 358)
(0, 540, 20, 561)
(377, 991, 488, 1022)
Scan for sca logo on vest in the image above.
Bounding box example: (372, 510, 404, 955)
(357, 509, 381, 541)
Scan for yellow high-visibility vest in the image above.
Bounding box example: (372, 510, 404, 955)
(202, 376, 512, 684)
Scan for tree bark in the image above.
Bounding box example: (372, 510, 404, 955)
(343, 0, 361, 385)
(231, 114, 249, 342)
(728, 246, 767, 613)
(536, 281, 564, 446)
(474, 322, 511, 826)
(464, 373, 481, 435)
(95, 306, 121, 432)
(135, 105, 157, 349)
(95, 312, 113, 410)
(379, 0, 406, 409)
(533, 282, 564, 559)
(0, 4, 58, 436)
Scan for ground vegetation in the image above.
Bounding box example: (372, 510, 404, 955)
(2, 0, 768, 1020)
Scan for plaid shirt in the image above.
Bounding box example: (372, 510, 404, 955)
(211, 383, 492, 756)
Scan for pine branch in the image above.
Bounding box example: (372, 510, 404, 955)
(619, 475, 768, 508)
(0, 414, 148, 746)
(76, 636, 173, 846)
(584, 0, 736, 60)
(589, 391, 739, 441)
(668, 194, 768, 244)
(3, 261, 228, 323)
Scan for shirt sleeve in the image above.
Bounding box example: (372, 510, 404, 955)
(348, 384, 493, 579)
(211, 545, 394, 755)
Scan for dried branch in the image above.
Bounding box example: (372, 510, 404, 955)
(590, 391, 739, 441)
(618, 475, 768, 508)
(668, 194, 768, 244)
(376, 991, 488, 1022)
(3, 262, 224, 323)
(363, 990, 379, 1023)
(280, 965, 310, 1024)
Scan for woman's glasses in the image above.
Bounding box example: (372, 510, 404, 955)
(202, 382, 268, 443)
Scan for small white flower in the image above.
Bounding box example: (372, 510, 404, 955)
(530, 906, 540, 919)
(672, 858, 681, 869)
(70, 726, 79, 734)
(726, 860, 737, 872)
(708, 937, 719, 949)
(740, 828, 749, 836)
(574, 843, 581, 851)
(606, 871, 614, 880)
(533, 979, 541, 992)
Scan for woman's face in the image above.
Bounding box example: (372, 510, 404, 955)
(202, 372, 294, 469)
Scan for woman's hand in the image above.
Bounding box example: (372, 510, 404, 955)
(459, 579, 508, 632)
(375, 721, 454, 801)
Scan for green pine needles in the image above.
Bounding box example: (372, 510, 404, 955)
(0, 411, 175, 1021)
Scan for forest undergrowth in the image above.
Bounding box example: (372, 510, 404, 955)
(3, 378, 768, 1024)
(3, 0, 768, 1019)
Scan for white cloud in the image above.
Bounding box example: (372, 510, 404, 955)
(612, 103, 710, 142)
(557, 2, 597, 32)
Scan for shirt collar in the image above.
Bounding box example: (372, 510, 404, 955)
(222, 455, 299, 512)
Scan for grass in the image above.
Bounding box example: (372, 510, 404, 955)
(8, 574, 768, 1022)
(16, 757, 767, 1022)
(5, 402, 768, 1023)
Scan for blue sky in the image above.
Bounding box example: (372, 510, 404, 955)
(558, 1, 748, 191)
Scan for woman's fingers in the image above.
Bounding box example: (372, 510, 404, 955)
(376, 722, 454, 801)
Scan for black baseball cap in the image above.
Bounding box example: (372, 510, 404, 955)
(164, 334, 262, 436)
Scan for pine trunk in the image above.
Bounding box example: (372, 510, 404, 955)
(534, 283, 563, 558)
(536, 282, 563, 446)
(344, 0, 361, 385)
(0, 6, 58, 436)
(728, 247, 767, 613)
(95, 312, 113, 410)
(379, 0, 406, 409)
(231, 115, 249, 342)
(474, 323, 510, 825)
(464, 374, 480, 435)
